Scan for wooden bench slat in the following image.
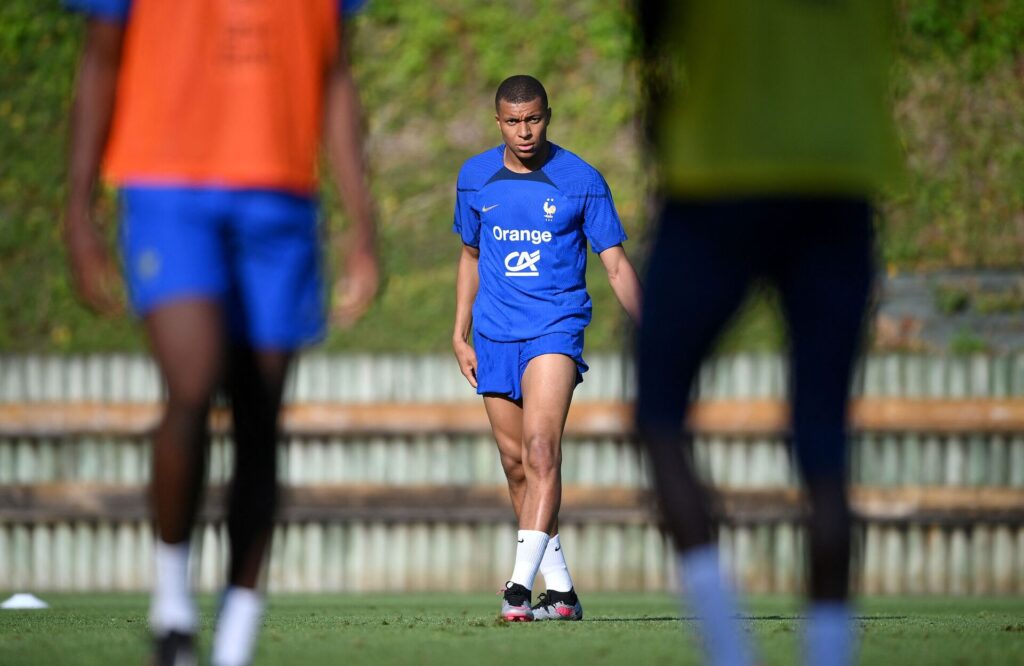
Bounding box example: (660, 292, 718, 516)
(4, 398, 1024, 437)
(2, 484, 1021, 525)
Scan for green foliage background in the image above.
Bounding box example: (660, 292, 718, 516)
(1, 0, 1022, 353)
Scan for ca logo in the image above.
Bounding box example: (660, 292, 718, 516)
(504, 250, 541, 277)
(543, 198, 557, 220)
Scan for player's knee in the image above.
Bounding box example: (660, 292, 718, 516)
(161, 395, 211, 439)
(165, 375, 218, 415)
(499, 453, 525, 482)
(523, 433, 561, 477)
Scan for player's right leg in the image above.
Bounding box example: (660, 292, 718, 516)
(474, 335, 536, 620)
(775, 198, 874, 666)
(484, 394, 527, 518)
(145, 301, 224, 666)
(120, 186, 233, 666)
(636, 199, 759, 666)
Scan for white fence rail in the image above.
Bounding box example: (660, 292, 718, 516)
(1, 353, 1023, 594)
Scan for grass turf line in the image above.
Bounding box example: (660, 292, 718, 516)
(1, 593, 1022, 665)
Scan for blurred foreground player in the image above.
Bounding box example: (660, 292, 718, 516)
(64, 1, 378, 663)
(635, 2, 902, 665)
(452, 76, 642, 621)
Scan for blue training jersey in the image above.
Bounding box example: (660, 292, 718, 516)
(453, 143, 627, 342)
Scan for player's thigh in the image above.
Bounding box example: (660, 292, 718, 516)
(144, 299, 225, 407)
(484, 394, 525, 465)
(520, 353, 577, 445)
(119, 186, 230, 318)
(229, 190, 325, 350)
(637, 200, 755, 433)
(120, 186, 230, 405)
(226, 346, 294, 415)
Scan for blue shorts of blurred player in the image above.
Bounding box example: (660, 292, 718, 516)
(119, 186, 325, 350)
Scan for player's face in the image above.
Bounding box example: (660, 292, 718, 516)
(495, 97, 551, 165)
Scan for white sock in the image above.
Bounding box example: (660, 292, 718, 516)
(805, 601, 855, 666)
(212, 587, 264, 666)
(150, 540, 197, 635)
(678, 545, 755, 666)
(539, 534, 574, 592)
(509, 530, 549, 590)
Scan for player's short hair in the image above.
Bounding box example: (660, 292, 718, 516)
(495, 75, 549, 112)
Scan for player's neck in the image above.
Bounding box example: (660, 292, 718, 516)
(503, 141, 550, 173)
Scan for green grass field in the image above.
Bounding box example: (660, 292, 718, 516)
(1, 593, 1022, 665)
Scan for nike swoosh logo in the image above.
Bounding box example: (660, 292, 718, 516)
(517, 538, 525, 543)
(482, 204, 500, 212)
(554, 546, 560, 552)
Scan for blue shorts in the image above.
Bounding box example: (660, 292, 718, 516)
(473, 330, 588, 402)
(119, 186, 325, 350)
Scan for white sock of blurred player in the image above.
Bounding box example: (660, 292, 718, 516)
(805, 601, 854, 666)
(150, 540, 198, 635)
(538, 533, 573, 592)
(212, 586, 264, 666)
(510, 530, 549, 591)
(678, 545, 755, 666)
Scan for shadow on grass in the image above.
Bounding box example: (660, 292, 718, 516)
(588, 615, 908, 622)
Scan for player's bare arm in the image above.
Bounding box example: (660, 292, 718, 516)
(64, 18, 124, 316)
(598, 244, 642, 324)
(453, 243, 480, 388)
(324, 30, 379, 329)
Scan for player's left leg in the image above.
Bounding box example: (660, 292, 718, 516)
(211, 189, 323, 666)
(776, 198, 874, 666)
(517, 352, 582, 620)
(212, 345, 291, 666)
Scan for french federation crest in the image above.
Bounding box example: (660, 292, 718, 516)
(543, 198, 557, 221)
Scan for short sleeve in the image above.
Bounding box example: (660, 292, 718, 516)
(65, 0, 131, 22)
(581, 174, 627, 254)
(452, 181, 481, 247)
(340, 0, 368, 17)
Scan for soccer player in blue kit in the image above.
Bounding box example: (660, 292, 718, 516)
(452, 75, 642, 622)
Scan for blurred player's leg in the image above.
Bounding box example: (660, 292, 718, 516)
(777, 200, 874, 666)
(145, 299, 225, 664)
(211, 345, 291, 666)
(636, 201, 757, 666)
(210, 190, 320, 665)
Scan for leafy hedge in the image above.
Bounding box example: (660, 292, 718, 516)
(0, 0, 1021, 352)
